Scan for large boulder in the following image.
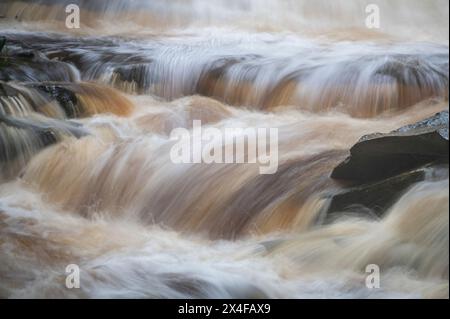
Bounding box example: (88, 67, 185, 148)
(331, 111, 449, 183)
(323, 110, 449, 222)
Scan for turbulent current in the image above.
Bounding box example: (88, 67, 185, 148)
(0, 0, 448, 298)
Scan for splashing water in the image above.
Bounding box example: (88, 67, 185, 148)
(0, 0, 448, 298)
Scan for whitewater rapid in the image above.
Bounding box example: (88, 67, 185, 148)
(0, 0, 448, 299)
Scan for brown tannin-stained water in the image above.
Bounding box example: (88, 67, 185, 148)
(0, 0, 448, 298)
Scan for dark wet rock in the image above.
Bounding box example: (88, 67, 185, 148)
(393, 110, 449, 139)
(112, 63, 155, 93)
(1, 114, 87, 159)
(323, 164, 448, 223)
(324, 111, 449, 222)
(30, 84, 78, 118)
(0, 37, 5, 53)
(1, 81, 79, 118)
(0, 116, 59, 159)
(1, 34, 156, 94)
(0, 45, 79, 82)
(0, 114, 86, 140)
(0, 81, 56, 117)
(331, 111, 449, 183)
(374, 55, 449, 88)
(0, 81, 20, 97)
(2, 80, 133, 119)
(0, 114, 88, 180)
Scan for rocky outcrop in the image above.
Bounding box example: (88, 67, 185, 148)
(331, 111, 449, 182)
(323, 111, 449, 222)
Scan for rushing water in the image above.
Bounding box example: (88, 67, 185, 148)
(0, 0, 448, 298)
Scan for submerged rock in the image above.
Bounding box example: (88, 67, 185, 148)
(1, 81, 133, 119)
(0, 37, 5, 53)
(30, 84, 78, 118)
(0, 114, 88, 180)
(0, 81, 19, 97)
(331, 111, 449, 183)
(1, 81, 75, 118)
(323, 164, 448, 223)
(0, 47, 79, 83)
